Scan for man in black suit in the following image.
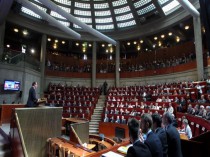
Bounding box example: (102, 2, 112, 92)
(162, 112, 183, 157)
(140, 113, 163, 157)
(126, 118, 152, 157)
(26, 82, 38, 107)
(152, 113, 168, 157)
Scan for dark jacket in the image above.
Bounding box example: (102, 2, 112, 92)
(166, 124, 183, 157)
(155, 127, 168, 157)
(26, 87, 38, 107)
(145, 131, 163, 157)
(126, 140, 152, 157)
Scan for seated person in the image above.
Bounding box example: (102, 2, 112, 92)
(110, 116, 115, 123)
(205, 106, 210, 120)
(198, 95, 206, 103)
(121, 116, 126, 124)
(167, 103, 174, 114)
(126, 118, 152, 157)
(115, 116, 121, 123)
(180, 119, 192, 139)
(197, 105, 206, 117)
(103, 114, 109, 122)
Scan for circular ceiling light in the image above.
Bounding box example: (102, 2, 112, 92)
(168, 32, 172, 36)
(154, 37, 158, 40)
(23, 30, 28, 35)
(185, 25, 190, 30)
(140, 40, 144, 43)
(14, 28, 19, 33)
(48, 38, 51, 41)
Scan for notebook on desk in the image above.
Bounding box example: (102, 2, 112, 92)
(101, 151, 124, 157)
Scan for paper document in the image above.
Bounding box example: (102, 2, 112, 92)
(101, 151, 124, 157)
(117, 144, 132, 154)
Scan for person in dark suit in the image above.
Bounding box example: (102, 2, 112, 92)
(152, 113, 168, 157)
(140, 113, 163, 157)
(126, 118, 152, 157)
(26, 82, 38, 107)
(162, 112, 183, 157)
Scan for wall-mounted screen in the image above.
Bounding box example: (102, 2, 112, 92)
(4, 80, 20, 91)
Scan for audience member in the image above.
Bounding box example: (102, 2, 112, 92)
(162, 112, 183, 157)
(140, 113, 163, 157)
(181, 119, 192, 139)
(126, 118, 152, 157)
(152, 113, 168, 157)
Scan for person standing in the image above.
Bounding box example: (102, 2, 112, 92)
(152, 113, 168, 157)
(162, 112, 183, 157)
(126, 118, 152, 157)
(140, 114, 163, 157)
(26, 82, 38, 107)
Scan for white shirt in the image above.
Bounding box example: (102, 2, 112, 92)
(185, 125, 192, 139)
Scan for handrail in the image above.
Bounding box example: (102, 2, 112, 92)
(15, 112, 28, 157)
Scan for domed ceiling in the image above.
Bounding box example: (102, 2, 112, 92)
(19, 0, 186, 32)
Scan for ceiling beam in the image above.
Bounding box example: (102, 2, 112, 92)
(151, 0, 165, 17)
(107, 0, 118, 31)
(126, 0, 141, 25)
(90, 0, 96, 29)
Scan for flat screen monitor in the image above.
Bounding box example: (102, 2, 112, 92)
(4, 80, 20, 91)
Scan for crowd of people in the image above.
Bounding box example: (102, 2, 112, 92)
(46, 52, 196, 73)
(126, 112, 183, 157)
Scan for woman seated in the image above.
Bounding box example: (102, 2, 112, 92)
(180, 119, 192, 139)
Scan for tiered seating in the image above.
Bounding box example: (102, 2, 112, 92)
(101, 81, 210, 136)
(45, 83, 100, 120)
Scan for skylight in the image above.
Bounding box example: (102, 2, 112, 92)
(75, 17, 92, 23)
(117, 20, 136, 28)
(116, 13, 134, 21)
(137, 4, 156, 15)
(74, 10, 91, 16)
(75, 2, 91, 9)
(94, 3, 109, 9)
(158, 0, 170, 5)
(95, 18, 113, 23)
(96, 24, 114, 30)
(134, 0, 152, 9)
(162, 0, 180, 15)
(95, 10, 111, 16)
(112, 0, 127, 7)
(21, 7, 41, 19)
(114, 6, 131, 14)
(53, 0, 71, 6)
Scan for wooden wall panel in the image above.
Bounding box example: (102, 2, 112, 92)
(15, 107, 63, 157)
(99, 122, 129, 139)
(0, 104, 25, 125)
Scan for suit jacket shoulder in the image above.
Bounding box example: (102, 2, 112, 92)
(145, 131, 163, 157)
(126, 141, 152, 157)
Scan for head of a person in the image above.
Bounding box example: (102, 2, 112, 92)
(128, 118, 140, 144)
(162, 112, 173, 126)
(152, 113, 162, 130)
(182, 119, 188, 127)
(140, 113, 153, 134)
(32, 82, 38, 89)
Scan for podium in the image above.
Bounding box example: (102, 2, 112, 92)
(37, 98, 47, 107)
